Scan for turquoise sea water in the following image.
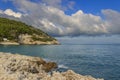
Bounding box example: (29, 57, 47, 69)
(0, 44, 120, 80)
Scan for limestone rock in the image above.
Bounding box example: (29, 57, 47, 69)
(0, 52, 56, 80)
(18, 34, 59, 45)
(0, 52, 103, 80)
(42, 70, 103, 80)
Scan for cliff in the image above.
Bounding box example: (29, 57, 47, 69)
(0, 52, 103, 80)
(0, 17, 59, 45)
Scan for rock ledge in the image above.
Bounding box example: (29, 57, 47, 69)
(0, 52, 103, 80)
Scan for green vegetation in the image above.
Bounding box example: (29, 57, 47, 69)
(32, 35, 55, 42)
(0, 17, 56, 42)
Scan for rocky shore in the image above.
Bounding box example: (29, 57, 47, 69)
(0, 52, 103, 80)
(0, 34, 59, 45)
(0, 40, 59, 45)
(0, 42, 19, 45)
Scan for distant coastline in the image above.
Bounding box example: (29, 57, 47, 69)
(0, 34, 60, 45)
(0, 40, 59, 45)
(0, 41, 19, 45)
(0, 17, 59, 45)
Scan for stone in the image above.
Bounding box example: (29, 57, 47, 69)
(0, 52, 103, 80)
(42, 62, 58, 72)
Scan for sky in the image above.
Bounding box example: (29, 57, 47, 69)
(0, 0, 120, 44)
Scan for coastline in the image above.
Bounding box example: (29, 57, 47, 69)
(0, 40, 60, 45)
(0, 52, 103, 80)
(0, 41, 20, 45)
(0, 34, 59, 45)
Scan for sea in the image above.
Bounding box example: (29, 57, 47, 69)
(0, 44, 120, 80)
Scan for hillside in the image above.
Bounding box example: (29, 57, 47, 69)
(0, 17, 59, 45)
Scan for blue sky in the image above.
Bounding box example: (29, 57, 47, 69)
(68, 0, 120, 14)
(0, 0, 120, 44)
(1, 0, 120, 15)
(0, 1, 14, 10)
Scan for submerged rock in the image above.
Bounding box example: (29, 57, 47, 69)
(0, 52, 103, 80)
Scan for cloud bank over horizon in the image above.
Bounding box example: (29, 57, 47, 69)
(0, 0, 120, 37)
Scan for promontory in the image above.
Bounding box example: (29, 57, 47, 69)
(0, 17, 59, 45)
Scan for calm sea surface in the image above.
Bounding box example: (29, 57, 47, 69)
(0, 44, 120, 80)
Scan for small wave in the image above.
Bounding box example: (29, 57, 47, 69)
(43, 58, 51, 62)
(58, 64, 69, 69)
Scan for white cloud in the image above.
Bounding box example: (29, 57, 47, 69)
(41, 0, 62, 9)
(102, 9, 120, 34)
(41, 0, 75, 10)
(1, 0, 120, 37)
(3, 9, 22, 18)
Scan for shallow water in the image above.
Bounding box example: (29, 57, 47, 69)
(0, 44, 120, 80)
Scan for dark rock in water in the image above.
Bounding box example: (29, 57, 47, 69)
(42, 62, 58, 72)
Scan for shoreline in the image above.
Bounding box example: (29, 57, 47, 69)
(0, 41, 60, 45)
(0, 52, 103, 80)
(0, 42, 20, 45)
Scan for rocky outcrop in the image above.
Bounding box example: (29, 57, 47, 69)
(0, 34, 59, 45)
(18, 34, 59, 45)
(42, 70, 103, 80)
(0, 52, 103, 80)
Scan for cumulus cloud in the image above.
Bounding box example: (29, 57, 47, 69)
(0, 9, 22, 18)
(41, 0, 62, 9)
(4, 9, 22, 18)
(0, 0, 120, 37)
(41, 0, 75, 10)
(102, 9, 120, 34)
